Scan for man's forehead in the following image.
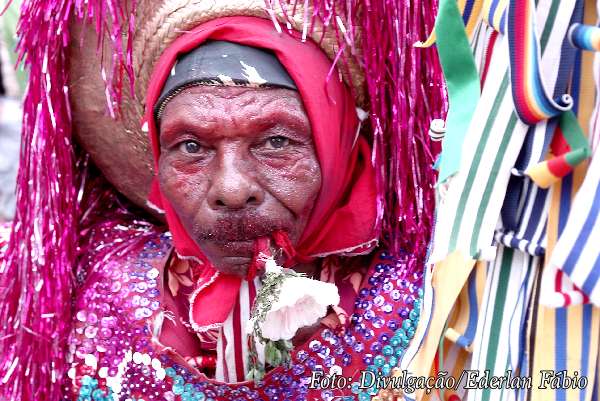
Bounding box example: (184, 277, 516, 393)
(159, 86, 310, 134)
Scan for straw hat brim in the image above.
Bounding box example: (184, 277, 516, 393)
(68, 0, 364, 214)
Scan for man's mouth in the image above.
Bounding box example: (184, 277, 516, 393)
(196, 215, 287, 247)
(214, 239, 255, 256)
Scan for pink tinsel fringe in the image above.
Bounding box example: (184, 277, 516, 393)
(278, 0, 447, 262)
(358, 0, 446, 261)
(0, 1, 136, 400)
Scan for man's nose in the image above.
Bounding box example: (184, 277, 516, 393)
(206, 153, 264, 210)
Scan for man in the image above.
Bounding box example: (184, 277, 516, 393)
(0, 1, 442, 401)
(62, 18, 425, 399)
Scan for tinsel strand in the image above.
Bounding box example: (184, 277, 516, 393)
(0, 0, 136, 399)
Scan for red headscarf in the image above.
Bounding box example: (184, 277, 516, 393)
(145, 16, 377, 332)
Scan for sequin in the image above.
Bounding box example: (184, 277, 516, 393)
(87, 313, 98, 324)
(343, 334, 356, 346)
(84, 326, 98, 339)
(99, 327, 113, 339)
(295, 350, 308, 363)
(352, 342, 364, 352)
(76, 310, 87, 322)
(323, 357, 335, 368)
(309, 340, 321, 352)
(110, 281, 122, 293)
(371, 317, 385, 329)
(321, 329, 333, 341)
(292, 364, 305, 375)
(317, 346, 330, 358)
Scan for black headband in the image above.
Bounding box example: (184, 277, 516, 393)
(154, 40, 297, 119)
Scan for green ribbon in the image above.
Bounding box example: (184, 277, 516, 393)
(434, 0, 481, 183)
(560, 111, 591, 157)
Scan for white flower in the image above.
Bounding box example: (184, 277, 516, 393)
(258, 275, 340, 341)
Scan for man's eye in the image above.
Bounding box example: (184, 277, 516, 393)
(179, 140, 202, 154)
(265, 136, 290, 149)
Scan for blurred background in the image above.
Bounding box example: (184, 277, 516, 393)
(0, 0, 26, 223)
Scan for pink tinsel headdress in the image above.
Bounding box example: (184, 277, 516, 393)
(0, 1, 445, 400)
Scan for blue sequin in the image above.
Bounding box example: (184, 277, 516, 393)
(373, 355, 386, 367)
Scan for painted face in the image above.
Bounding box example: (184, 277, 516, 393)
(158, 85, 322, 275)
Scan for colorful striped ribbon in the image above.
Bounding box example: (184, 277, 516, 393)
(507, 0, 574, 125)
(526, 111, 592, 188)
(569, 23, 600, 51)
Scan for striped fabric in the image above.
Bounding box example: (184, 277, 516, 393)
(438, 263, 487, 401)
(420, 1, 600, 401)
(527, 8, 600, 393)
(445, 265, 485, 352)
(215, 278, 264, 383)
(482, 0, 507, 34)
(540, 263, 590, 307)
(545, 149, 600, 306)
(589, 16, 600, 153)
(569, 23, 600, 51)
(534, 0, 599, 309)
(471, 19, 497, 76)
(414, 0, 483, 48)
(467, 247, 539, 401)
(494, 228, 546, 256)
(406, 252, 477, 401)
(461, 0, 484, 41)
(530, 304, 600, 401)
(429, 0, 577, 265)
(495, 0, 584, 263)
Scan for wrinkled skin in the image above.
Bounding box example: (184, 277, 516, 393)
(158, 86, 322, 276)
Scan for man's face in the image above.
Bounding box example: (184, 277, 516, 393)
(158, 86, 321, 275)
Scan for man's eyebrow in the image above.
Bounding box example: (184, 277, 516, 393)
(159, 119, 217, 142)
(258, 108, 311, 134)
(160, 109, 310, 135)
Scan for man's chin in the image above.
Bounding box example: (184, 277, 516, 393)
(210, 255, 252, 276)
(198, 240, 255, 276)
